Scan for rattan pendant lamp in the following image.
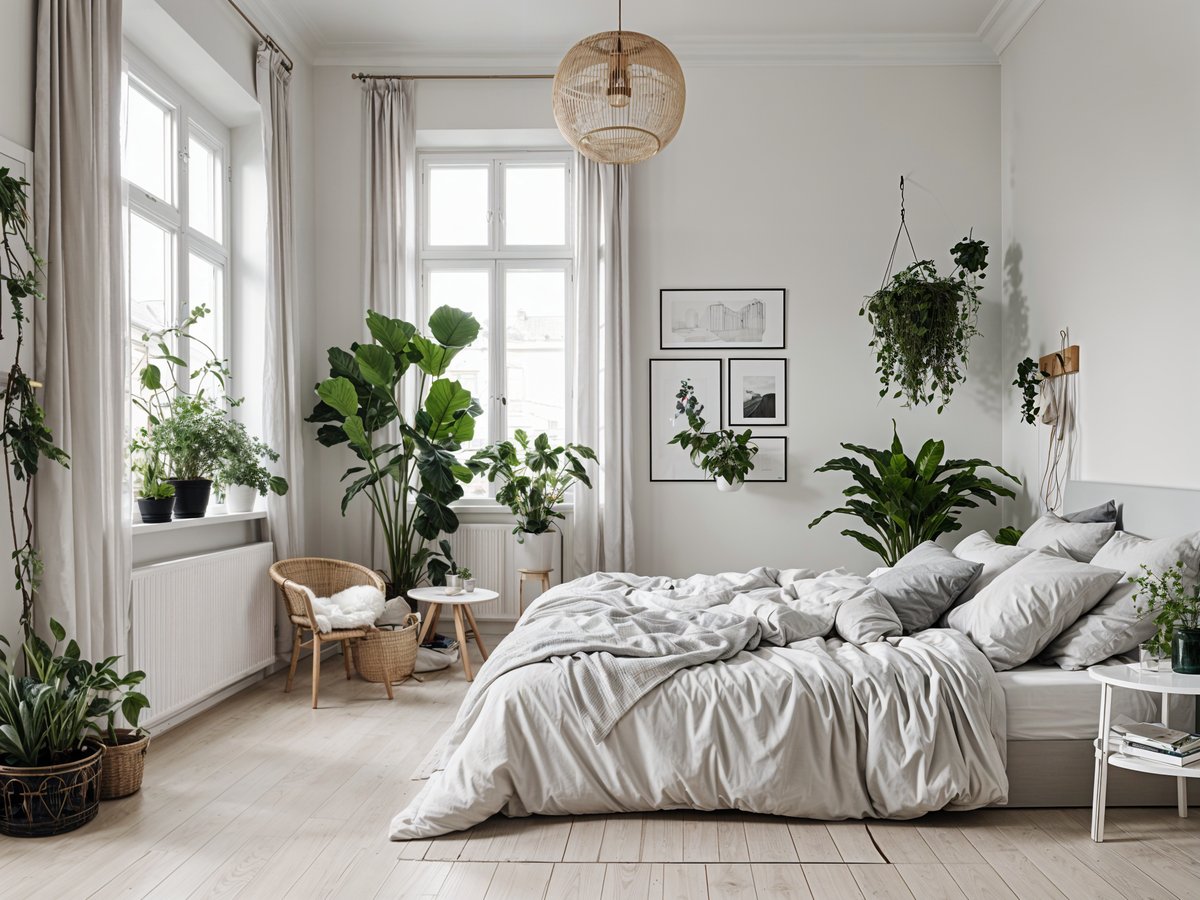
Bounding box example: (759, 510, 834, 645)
(552, 0, 686, 164)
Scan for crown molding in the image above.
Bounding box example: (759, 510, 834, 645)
(312, 33, 999, 69)
(978, 0, 1045, 55)
(233, 0, 318, 63)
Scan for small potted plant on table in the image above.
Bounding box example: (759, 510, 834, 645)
(1133, 563, 1200, 674)
(668, 380, 758, 491)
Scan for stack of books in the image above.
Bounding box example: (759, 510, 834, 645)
(1113, 723, 1200, 767)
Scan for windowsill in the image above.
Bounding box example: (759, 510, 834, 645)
(452, 499, 574, 512)
(132, 508, 266, 536)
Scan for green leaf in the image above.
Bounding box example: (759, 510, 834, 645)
(410, 335, 456, 377)
(355, 344, 396, 388)
(423, 379, 473, 441)
(139, 364, 162, 391)
(317, 377, 359, 418)
(342, 415, 370, 451)
(365, 310, 416, 355)
(428, 305, 480, 348)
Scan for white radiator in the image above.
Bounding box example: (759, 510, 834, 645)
(439, 523, 567, 620)
(130, 542, 276, 726)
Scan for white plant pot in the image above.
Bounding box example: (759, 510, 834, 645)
(515, 531, 556, 572)
(463, 578, 476, 593)
(716, 477, 744, 493)
(226, 484, 259, 513)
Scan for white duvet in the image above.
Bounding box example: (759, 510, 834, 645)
(390, 568, 1008, 840)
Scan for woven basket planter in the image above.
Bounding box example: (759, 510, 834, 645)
(100, 730, 150, 800)
(0, 741, 103, 837)
(355, 615, 419, 685)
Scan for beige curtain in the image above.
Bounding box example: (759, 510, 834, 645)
(256, 42, 305, 563)
(572, 155, 634, 575)
(33, 0, 130, 659)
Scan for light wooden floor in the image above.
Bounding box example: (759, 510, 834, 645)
(3, 654, 1200, 899)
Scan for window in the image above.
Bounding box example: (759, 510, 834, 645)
(121, 54, 231, 431)
(419, 152, 574, 499)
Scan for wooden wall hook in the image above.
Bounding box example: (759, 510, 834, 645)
(1039, 345, 1080, 379)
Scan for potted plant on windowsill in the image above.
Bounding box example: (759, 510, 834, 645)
(131, 438, 176, 523)
(668, 380, 758, 492)
(216, 422, 288, 513)
(470, 430, 597, 573)
(1133, 563, 1200, 675)
(150, 395, 241, 518)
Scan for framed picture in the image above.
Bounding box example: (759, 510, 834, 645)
(728, 357, 787, 427)
(649, 358, 722, 482)
(746, 436, 787, 482)
(659, 289, 786, 350)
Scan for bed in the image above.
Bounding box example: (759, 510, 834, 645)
(390, 480, 1200, 840)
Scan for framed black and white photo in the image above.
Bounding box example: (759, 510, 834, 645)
(649, 358, 722, 482)
(728, 357, 787, 427)
(746, 437, 787, 482)
(659, 289, 786, 350)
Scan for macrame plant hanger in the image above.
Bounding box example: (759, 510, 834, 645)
(879, 176, 920, 292)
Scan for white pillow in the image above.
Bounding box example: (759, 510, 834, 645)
(1041, 530, 1200, 669)
(951, 531, 1034, 605)
(945, 549, 1122, 671)
(1017, 514, 1116, 562)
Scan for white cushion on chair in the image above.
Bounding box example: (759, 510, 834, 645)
(299, 583, 385, 632)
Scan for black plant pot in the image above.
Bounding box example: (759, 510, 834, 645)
(1171, 627, 1200, 675)
(136, 496, 175, 524)
(169, 478, 212, 519)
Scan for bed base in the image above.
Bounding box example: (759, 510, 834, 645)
(1005, 740, 1200, 807)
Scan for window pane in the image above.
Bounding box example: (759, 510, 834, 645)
(504, 166, 566, 246)
(188, 254, 224, 394)
(123, 80, 174, 204)
(428, 269, 491, 496)
(505, 268, 566, 445)
(128, 212, 174, 330)
(428, 166, 489, 246)
(188, 133, 222, 242)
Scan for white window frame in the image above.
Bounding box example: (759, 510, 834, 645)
(122, 46, 232, 399)
(417, 150, 575, 503)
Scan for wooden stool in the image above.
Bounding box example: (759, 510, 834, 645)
(518, 568, 553, 612)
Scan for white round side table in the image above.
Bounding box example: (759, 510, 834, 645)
(408, 586, 498, 682)
(1088, 663, 1200, 842)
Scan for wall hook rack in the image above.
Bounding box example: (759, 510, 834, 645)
(1039, 344, 1080, 379)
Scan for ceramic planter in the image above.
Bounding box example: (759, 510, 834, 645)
(225, 484, 258, 513)
(136, 496, 174, 524)
(463, 578, 476, 592)
(0, 742, 103, 837)
(716, 477, 744, 493)
(169, 478, 212, 519)
(1172, 627, 1200, 674)
(516, 531, 556, 572)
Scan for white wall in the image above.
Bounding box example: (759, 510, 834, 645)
(1000, 0, 1200, 523)
(311, 64, 1003, 577)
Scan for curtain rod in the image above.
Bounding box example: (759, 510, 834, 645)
(225, 0, 294, 72)
(351, 73, 553, 81)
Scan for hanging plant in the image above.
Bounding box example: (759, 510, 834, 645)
(861, 178, 988, 413)
(1012, 356, 1044, 425)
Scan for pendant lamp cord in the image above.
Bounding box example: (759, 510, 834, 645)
(618, 0, 623, 32)
(880, 176, 920, 291)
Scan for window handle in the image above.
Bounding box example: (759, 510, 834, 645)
(486, 210, 494, 224)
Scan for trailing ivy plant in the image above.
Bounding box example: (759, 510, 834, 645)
(1013, 356, 1044, 425)
(808, 421, 1018, 566)
(0, 168, 70, 644)
(862, 235, 989, 412)
(668, 379, 759, 484)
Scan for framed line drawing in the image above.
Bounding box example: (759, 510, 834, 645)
(659, 288, 786, 350)
(746, 436, 787, 482)
(728, 357, 788, 427)
(649, 358, 722, 482)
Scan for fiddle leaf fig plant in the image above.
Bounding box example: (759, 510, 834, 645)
(862, 234, 989, 413)
(808, 421, 1018, 566)
(307, 307, 482, 597)
(668, 380, 758, 485)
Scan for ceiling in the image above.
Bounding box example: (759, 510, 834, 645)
(251, 0, 1043, 67)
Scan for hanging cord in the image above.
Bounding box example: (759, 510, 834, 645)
(1039, 328, 1074, 511)
(880, 176, 921, 291)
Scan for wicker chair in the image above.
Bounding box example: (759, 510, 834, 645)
(269, 558, 390, 708)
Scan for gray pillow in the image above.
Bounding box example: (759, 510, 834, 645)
(1041, 530, 1200, 669)
(951, 530, 1034, 605)
(835, 588, 903, 644)
(1063, 500, 1118, 524)
(870, 542, 982, 634)
(1017, 514, 1116, 562)
(945, 549, 1122, 671)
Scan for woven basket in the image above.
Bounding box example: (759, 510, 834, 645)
(355, 614, 419, 684)
(99, 730, 150, 800)
(0, 742, 103, 837)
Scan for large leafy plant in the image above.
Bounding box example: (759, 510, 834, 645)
(308, 307, 482, 595)
(0, 168, 70, 643)
(470, 430, 596, 537)
(0, 619, 148, 766)
(667, 379, 758, 483)
(148, 395, 243, 481)
(862, 235, 988, 412)
(808, 422, 1018, 565)
(1133, 563, 1200, 659)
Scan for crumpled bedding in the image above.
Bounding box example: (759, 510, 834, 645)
(390, 568, 1008, 839)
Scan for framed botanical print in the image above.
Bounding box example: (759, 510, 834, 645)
(746, 436, 787, 482)
(649, 358, 722, 482)
(659, 289, 786, 350)
(728, 357, 788, 427)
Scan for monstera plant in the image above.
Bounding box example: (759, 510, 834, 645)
(307, 306, 482, 598)
(808, 422, 1019, 566)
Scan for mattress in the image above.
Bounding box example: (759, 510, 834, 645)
(999, 662, 1192, 740)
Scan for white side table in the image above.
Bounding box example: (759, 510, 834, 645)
(1089, 663, 1200, 842)
(408, 587, 498, 682)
